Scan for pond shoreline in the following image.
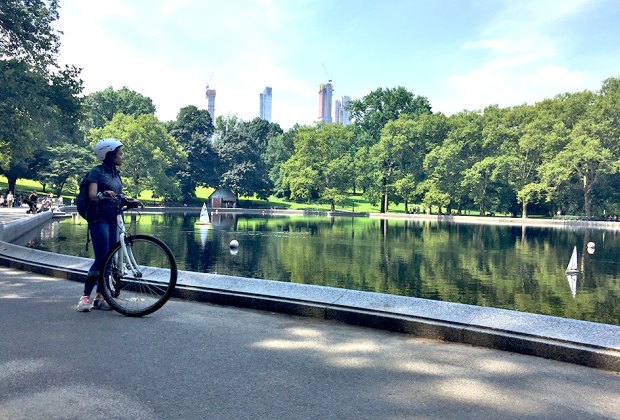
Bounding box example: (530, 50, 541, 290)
(69, 205, 620, 231)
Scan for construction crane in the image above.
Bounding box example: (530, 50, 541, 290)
(322, 63, 332, 83)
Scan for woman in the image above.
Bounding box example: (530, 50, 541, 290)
(78, 138, 124, 312)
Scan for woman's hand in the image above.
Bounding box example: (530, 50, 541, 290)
(96, 190, 117, 199)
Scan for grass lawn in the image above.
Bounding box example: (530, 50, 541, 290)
(3, 176, 491, 215)
(0, 177, 54, 198)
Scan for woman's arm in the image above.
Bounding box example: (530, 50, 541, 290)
(88, 182, 117, 200)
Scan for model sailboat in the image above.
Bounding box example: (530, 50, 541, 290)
(195, 203, 212, 226)
(565, 246, 579, 274)
(565, 246, 579, 298)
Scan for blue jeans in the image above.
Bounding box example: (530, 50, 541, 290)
(84, 221, 118, 296)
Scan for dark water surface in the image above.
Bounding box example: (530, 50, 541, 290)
(18, 213, 620, 325)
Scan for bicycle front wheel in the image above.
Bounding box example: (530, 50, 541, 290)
(100, 235, 177, 317)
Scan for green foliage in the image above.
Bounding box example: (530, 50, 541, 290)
(90, 114, 187, 199)
(39, 143, 94, 195)
(349, 86, 433, 145)
(282, 123, 355, 210)
(0, 1, 83, 195)
(213, 116, 272, 199)
(81, 86, 156, 132)
(0, 0, 60, 66)
(264, 127, 297, 197)
(168, 105, 218, 202)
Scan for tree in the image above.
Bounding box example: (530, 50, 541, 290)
(82, 86, 156, 131)
(264, 126, 298, 198)
(0, 0, 83, 194)
(461, 156, 514, 216)
(0, 0, 60, 66)
(539, 114, 616, 217)
(39, 143, 93, 195)
(242, 117, 283, 157)
(349, 87, 432, 212)
(372, 113, 448, 213)
(168, 105, 218, 202)
(424, 111, 484, 214)
(282, 124, 354, 211)
(213, 117, 272, 199)
(0, 57, 82, 195)
(349, 87, 433, 145)
(90, 114, 187, 199)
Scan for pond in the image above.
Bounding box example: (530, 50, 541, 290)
(16, 212, 620, 325)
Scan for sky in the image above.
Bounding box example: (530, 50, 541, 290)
(54, 0, 620, 129)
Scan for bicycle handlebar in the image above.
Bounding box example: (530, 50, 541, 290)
(114, 194, 144, 212)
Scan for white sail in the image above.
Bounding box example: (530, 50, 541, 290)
(565, 246, 579, 274)
(199, 203, 210, 222)
(196, 203, 212, 226)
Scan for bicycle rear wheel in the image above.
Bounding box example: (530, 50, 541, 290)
(100, 235, 177, 317)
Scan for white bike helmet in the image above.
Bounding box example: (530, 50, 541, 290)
(94, 138, 123, 161)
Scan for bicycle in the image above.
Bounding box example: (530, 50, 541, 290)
(98, 195, 177, 317)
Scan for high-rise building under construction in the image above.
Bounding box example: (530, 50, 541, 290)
(318, 82, 333, 123)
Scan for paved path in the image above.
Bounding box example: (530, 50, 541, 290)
(1, 266, 619, 419)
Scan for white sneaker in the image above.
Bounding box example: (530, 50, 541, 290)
(77, 295, 91, 312)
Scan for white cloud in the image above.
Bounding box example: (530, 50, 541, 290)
(432, 0, 601, 114)
(55, 0, 319, 128)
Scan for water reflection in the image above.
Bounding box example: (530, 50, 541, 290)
(15, 213, 620, 325)
(566, 273, 577, 298)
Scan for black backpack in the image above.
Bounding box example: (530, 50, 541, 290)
(76, 174, 92, 220)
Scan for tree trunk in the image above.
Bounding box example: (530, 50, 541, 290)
(380, 177, 386, 213)
(584, 175, 593, 218)
(404, 199, 409, 214)
(6, 175, 17, 195)
(522, 200, 528, 219)
(331, 201, 336, 212)
(383, 189, 389, 213)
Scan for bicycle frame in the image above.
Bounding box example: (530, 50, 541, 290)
(114, 212, 142, 279)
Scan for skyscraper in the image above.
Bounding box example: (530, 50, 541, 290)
(318, 82, 333, 123)
(259, 86, 272, 122)
(205, 84, 216, 120)
(334, 95, 351, 125)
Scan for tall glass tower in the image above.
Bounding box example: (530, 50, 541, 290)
(205, 85, 216, 120)
(318, 82, 333, 123)
(334, 96, 351, 125)
(259, 86, 272, 122)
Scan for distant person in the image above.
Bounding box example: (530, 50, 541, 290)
(7, 191, 14, 208)
(0, 195, 5, 207)
(26, 190, 38, 214)
(57, 195, 63, 209)
(41, 195, 52, 211)
(77, 138, 125, 312)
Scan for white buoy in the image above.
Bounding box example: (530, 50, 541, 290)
(587, 242, 595, 248)
(229, 239, 239, 248)
(587, 241, 596, 254)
